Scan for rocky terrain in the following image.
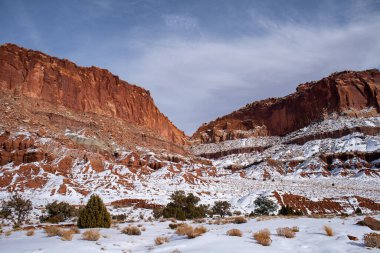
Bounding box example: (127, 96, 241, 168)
(0, 43, 379, 215)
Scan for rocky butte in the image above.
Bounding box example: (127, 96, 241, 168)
(192, 69, 380, 144)
(0, 43, 186, 147)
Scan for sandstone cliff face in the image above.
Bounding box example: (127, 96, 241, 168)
(192, 69, 380, 143)
(0, 43, 186, 145)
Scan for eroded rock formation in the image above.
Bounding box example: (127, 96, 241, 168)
(192, 69, 380, 143)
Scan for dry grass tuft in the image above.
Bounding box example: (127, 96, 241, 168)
(363, 233, 380, 248)
(175, 224, 207, 239)
(61, 229, 75, 241)
(226, 228, 243, 237)
(5, 231, 12, 236)
(70, 227, 81, 234)
(233, 216, 247, 224)
(276, 227, 296, 238)
(122, 226, 141, 235)
(324, 225, 334, 236)
(45, 226, 63, 237)
(253, 229, 272, 246)
(155, 236, 170, 245)
(82, 229, 100, 241)
(291, 226, 299, 232)
(26, 229, 35, 236)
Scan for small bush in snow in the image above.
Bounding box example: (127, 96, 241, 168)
(5, 231, 12, 236)
(122, 226, 141, 235)
(276, 227, 296, 238)
(278, 205, 303, 216)
(82, 229, 100, 241)
(324, 225, 334, 236)
(212, 201, 231, 218)
(254, 197, 277, 216)
(175, 224, 207, 239)
(70, 227, 81, 234)
(61, 229, 75, 241)
(1, 193, 33, 228)
(44, 226, 63, 237)
(355, 207, 362, 215)
(233, 216, 247, 224)
(41, 201, 77, 223)
(363, 233, 380, 248)
(253, 229, 272, 246)
(155, 236, 169, 245)
(226, 228, 243, 237)
(291, 226, 299, 232)
(26, 229, 35, 236)
(162, 191, 208, 220)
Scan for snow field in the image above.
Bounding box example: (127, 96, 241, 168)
(1, 216, 378, 252)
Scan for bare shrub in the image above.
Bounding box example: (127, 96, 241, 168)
(233, 216, 247, 224)
(324, 225, 334, 236)
(155, 236, 170, 245)
(175, 224, 193, 236)
(45, 226, 62, 237)
(253, 229, 272, 246)
(175, 224, 207, 239)
(26, 229, 35, 236)
(122, 226, 141, 235)
(291, 226, 299, 232)
(226, 228, 242, 237)
(61, 229, 75, 241)
(82, 229, 100, 241)
(70, 227, 81, 234)
(5, 231, 12, 236)
(363, 233, 380, 248)
(276, 227, 295, 238)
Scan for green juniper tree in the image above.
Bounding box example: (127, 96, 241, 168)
(77, 195, 111, 228)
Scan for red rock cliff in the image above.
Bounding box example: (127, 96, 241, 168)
(0, 43, 186, 145)
(192, 69, 380, 143)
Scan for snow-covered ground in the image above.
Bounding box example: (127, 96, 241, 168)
(1, 216, 378, 252)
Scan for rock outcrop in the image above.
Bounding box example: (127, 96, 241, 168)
(0, 43, 186, 145)
(192, 69, 380, 143)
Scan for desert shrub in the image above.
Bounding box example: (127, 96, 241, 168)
(226, 228, 242, 237)
(253, 229, 271, 246)
(112, 213, 127, 222)
(355, 207, 362, 215)
(212, 201, 231, 218)
(291, 226, 299, 232)
(363, 233, 380, 248)
(175, 224, 206, 239)
(1, 193, 33, 227)
(324, 225, 334, 236)
(233, 216, 247, 224)
(155, 236, 170, 245)
(45, 226, 63, 237)
(176, 224, 193, 236)
(162, 191, 208, 220)
(41, 201, 76, 223)
(122, 226, 141, 235)
(254, 196, 277, 216)
(152, 208, 163, 219)
(77, 195, 111, 228)
(278, 205, 302, 216)
(61, 229, 75, 241)
(82, 229, 100, 241)
(26, 229, 35, 236)
(276, 227, 296, 238)
(70, 227, 81, 234)
(169, 223, 183, 229)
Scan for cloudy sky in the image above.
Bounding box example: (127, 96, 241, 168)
(1, 0, 380, 134)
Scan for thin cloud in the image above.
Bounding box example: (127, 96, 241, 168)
(125, 14, 380, 135)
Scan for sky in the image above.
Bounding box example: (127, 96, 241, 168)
(1, 0, 380, 135)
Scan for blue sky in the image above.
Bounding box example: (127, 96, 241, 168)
(1, 0, 380, 134)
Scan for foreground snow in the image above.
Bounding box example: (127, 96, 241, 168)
(1, 216, 378, 253)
